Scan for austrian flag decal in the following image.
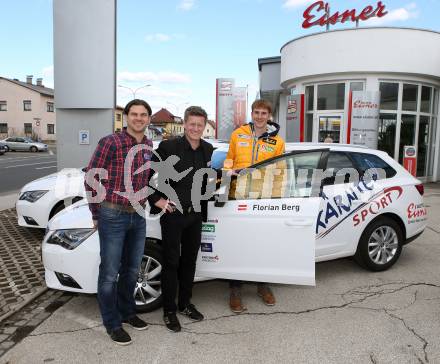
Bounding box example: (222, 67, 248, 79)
(238, 204, 248, 211)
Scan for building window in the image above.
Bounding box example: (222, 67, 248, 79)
(417, 115, 430, 177)
(24, 123, 32, 134)
(305, 86, 314, 111)
(47, 102, 54, 112)
(350, 82, 364, 92)
(0, 101, 6, 111)
(380, 82, 398, 110)
(378, 114, 397, 158)
(23, 100, 32, 111)
(317, 83, 345, 110)
(402, 84, 418, 112)
(116, 114, 122, 122)
(47, 124, 55, 135)
(398, 114, 416, 164)
(0, 123, 7, 133)
(421, 86, 432, 113)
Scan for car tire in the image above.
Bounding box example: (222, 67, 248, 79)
(135, 241, 163, 313)
(30, 146, 38, 152)
(354, 216, 403, 272)
(4, 145, 9, 152)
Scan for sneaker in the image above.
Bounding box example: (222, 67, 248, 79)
(107, 327, 132, 346)
(122, 315, 149, 331)
(257, 284, 276, 306)
(163, 312, 181, 332)
(179, 304, 204, 321)
(229, 287, 246, 314)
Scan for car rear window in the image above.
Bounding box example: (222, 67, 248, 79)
(350, 152, 396, 179)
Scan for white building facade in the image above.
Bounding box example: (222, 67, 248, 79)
(259, 27, 440, 182)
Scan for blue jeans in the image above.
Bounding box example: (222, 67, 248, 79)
(97, 206, 146, 332)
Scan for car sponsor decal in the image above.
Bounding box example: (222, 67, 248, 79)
(238, 142, 249, 147)
(201, 242, 213, 252)
(407, 203, 427, 224)
(207, 218, 218, 223)
(316, 185, 403, 239)
(201, 255, 219, 263)
(202, 224, 215, 233)
(253, 204, 300, 212)
(352, 186, 403, 227)
(263, 138, 277, 145)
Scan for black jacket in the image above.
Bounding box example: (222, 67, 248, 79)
(147, 136, 214, 221)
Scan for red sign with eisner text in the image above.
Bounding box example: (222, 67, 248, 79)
(302, 1, 388, 29)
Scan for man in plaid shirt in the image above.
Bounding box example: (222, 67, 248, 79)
(84, 99, 153, 345)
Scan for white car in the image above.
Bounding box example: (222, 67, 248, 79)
(16, 139, 228, 228)
(42, 144, 427, 312)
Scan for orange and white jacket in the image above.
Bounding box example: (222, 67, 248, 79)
(224, 122, 285, 170)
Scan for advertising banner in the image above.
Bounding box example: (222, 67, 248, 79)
(403, 146, 417, 176)
(233, 87, 247, 129)
(216, 78, 235, 140)
(286, 94, 303, 142)
(349, 91, 380, 149)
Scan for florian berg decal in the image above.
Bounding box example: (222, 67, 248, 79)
(315, 183, 403, 239)
(407, 203, 427, 224)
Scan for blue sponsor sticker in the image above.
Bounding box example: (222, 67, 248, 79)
(200, 242, 213, 252)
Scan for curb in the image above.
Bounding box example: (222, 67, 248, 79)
(0, 287, 48, 323)
(0, 191, 19, 212)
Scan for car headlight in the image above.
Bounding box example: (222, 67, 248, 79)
(46, 228, 95, 250)
(19, 190, 48, 203)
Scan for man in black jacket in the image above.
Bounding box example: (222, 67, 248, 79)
(148, 106, 214, 332)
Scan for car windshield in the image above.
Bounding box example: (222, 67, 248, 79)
(211, 150, 227, 169)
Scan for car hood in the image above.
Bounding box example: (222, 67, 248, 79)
(21, 169, 84, 193)
(48, 200, 93, 230)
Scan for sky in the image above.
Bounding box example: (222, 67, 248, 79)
(1, 0, 439, 120)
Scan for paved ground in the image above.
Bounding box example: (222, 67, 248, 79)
(0, 149, 57, 194)
(0, 184, 438, 363)
(0, 209, 45, 320)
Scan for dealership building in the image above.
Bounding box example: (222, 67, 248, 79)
(259, 27, 440, 182)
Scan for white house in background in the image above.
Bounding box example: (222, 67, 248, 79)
(203, 120, 216, 138)
(0, 75, 56, 141)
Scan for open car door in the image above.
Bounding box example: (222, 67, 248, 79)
(195, 150, 327, 286)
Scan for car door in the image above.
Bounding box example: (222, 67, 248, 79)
(317, 151, 382, 257)
(195, 150, 326, 286)
(15, 137, 26, 151)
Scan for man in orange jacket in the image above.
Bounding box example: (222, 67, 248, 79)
(224, 99, 285, 313)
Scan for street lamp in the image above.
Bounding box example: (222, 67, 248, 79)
(166, 101, 189, 117)
(118, 83, 151, 99)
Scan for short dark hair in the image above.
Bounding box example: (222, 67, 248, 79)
(184, 106, 208, 123)
(251, 99, 272, 114)
(123, 99, 152, 116)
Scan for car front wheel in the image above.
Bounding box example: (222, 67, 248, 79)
(30, 146, 38, 152)
(354, 216, 403, 271)
(135, 242, 163, 313)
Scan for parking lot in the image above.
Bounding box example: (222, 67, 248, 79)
(0, 184, 438, 363)
(0, 149, 57, 195)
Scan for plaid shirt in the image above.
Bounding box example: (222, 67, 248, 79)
(84, 130, 153, 220)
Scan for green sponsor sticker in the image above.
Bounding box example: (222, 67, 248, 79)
(202, 224, 215, 233)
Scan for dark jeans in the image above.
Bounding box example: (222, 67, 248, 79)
(97, 206, 146, 331)
(160, 211, 202, 313)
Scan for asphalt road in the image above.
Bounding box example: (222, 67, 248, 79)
(0, 150, 57, 195)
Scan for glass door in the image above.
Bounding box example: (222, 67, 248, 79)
(317, 114, 342, 143)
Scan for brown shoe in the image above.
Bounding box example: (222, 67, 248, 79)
(257, 284, 276, 306)
(229, 288, 246, 313)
